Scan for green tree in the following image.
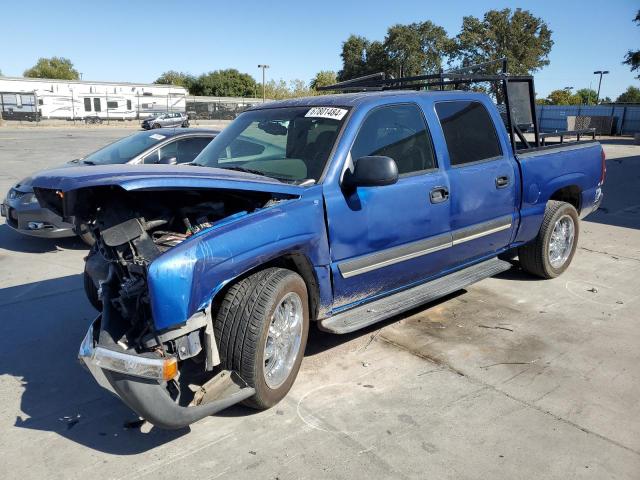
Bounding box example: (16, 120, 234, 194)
(453, 9, 553, 75)
(574, 88, 598, 105)
(338, 35, 390, 81)
(263, 79, 314, 100)
(545, 89, 581, 105)
(155, 71, 196, 91)
(623, 10, 640, 79)
(310, 70, 337, 91)
(192, 69, 257, 97)
(263, 79, 290, 100)
(23, 57, 79, 80)
(385, 21, 451, 77)
(615, 86, 640, 103)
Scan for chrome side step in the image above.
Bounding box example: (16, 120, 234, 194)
(320, 257, 511, 334)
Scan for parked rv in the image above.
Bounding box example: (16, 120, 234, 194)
(0, 76, 187, 121)
(1, 129, 217, 243)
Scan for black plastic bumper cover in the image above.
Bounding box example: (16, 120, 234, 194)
(104, 370, 255, 429)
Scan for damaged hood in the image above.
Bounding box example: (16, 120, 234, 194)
(30, 164, 305, 196)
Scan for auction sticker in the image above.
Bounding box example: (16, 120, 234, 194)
(149, 134, 166, 140)
(305, 107, 348, 121)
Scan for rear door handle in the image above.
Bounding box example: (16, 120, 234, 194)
(495, 176, 510, 188)
(430, 186, 449, 204)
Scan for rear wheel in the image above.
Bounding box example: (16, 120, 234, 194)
(518, 200, 579, 279)
(181, 120, 189, 128)
(214, 268, 309, 409)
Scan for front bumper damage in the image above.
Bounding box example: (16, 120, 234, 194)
(79, 317, 256, 429)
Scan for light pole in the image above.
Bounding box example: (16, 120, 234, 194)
(258, 64, 269, 103)
(593, 70, 609, 104)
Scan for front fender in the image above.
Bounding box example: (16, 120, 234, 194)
(147, 186, 331, 330)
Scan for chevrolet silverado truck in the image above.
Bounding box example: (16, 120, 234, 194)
(30, 68, 605, 429)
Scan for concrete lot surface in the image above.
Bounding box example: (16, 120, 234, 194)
(0, 128, 639, 479)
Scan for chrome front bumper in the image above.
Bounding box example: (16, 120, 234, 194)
(78, 317, 256, 429)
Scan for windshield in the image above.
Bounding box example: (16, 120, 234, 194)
(193, 106, 348, 182)
(82, 131, 170, 165)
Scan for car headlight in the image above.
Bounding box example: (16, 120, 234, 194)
(20, 193, 40, 205)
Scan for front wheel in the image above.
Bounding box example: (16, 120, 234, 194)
(152, 123, 161, 129)
(518, 200, 579, 279)
(214, 268, 309, 409)
(181, 120, 189, 128)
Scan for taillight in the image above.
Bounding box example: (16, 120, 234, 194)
(600, 147, 606, 184)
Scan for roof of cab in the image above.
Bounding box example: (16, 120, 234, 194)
(247, 89, 489, 111)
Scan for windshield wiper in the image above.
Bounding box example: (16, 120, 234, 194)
(222, 166, 271, 177)
(81, 160, 96, 165)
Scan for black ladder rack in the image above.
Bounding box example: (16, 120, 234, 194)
(319, 58, 541, 152)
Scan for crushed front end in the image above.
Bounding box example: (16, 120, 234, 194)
(35, 182, 291, 429)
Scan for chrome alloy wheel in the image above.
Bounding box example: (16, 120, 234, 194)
(263, 292, 303, 389)
(548, 214, 575, 268)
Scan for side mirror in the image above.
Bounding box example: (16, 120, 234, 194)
(344, 156, 398, 189)
(158, 156, 177, 165)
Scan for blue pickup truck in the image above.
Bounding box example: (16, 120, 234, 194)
(31, 73, 605, 428)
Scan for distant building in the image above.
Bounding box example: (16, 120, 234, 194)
(0, 76, 187, 121)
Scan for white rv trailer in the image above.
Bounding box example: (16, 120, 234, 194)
(0, 76, 187, 121)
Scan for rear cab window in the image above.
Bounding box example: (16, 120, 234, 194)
(351, 103, 436, 176)
(435, 101, 502, 166)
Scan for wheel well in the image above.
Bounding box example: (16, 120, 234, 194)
(549, 185, 581, 212)
(210, 253, 321, 322)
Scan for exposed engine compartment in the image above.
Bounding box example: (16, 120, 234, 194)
(37, 186, 292, 354)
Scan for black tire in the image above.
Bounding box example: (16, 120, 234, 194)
(152, 123, 161, 129)
(518, 200, 579, 279)
(181, 120, 189, 128)
(83, 268, 102, 311)
(214, 267, 309, 409)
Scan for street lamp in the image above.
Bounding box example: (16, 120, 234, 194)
(593, 70, 609, 104)
(258, 64, 269, 103)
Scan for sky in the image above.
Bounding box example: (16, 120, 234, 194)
(2, 0, 638, 99)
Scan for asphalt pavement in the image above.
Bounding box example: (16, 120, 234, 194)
(0, 128, 638, 479)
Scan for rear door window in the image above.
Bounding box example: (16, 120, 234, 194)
(175, 137, 214, 163)
(435, 101, 502, 166)
(351, 104, 436, 175)
(93, 98, 101, 112)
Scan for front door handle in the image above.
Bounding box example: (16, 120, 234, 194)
(495, 176, 510, 189)
(430, 186, 449, 204)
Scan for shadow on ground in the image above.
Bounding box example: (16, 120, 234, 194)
(0, 224, 87, 253)
(584, 147, 640, 230)
(1, 269, 482, 453)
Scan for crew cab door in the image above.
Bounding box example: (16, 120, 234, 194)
(433, 100, 518, 265)
(323, 103, 451, 310)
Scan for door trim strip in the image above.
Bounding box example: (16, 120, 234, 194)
(338, 215, 512, 278)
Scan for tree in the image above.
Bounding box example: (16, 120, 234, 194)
(264, 79, 313, 100)
(23, 57, 79, 80)
(338, 35, 390, 81)
(616, 86, 640, 103)
(192, 69, 257, 97)
(338, 22, 452, 82)
(623, 10, 640, 79)
(574, 88, 598, 105)
(310, 70, 337, 91)
(385, 21, 451, 77)
(545, 89, 580, 105)
(155, 71, 196, 92)
(453, 9, 553, 75)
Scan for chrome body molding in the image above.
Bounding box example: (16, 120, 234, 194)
(338, 215, 512, 278)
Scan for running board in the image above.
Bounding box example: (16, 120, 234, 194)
(319, 257, 512, 334)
